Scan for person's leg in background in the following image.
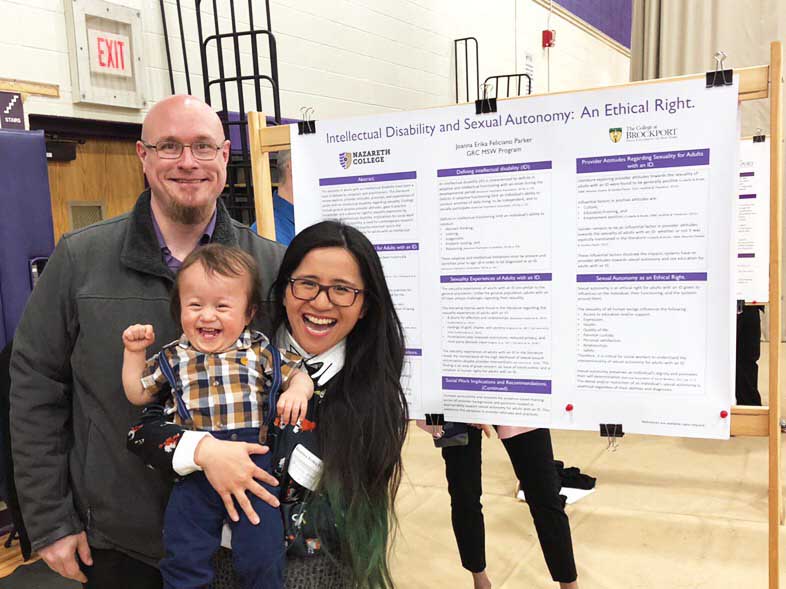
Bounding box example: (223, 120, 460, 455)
(441, 426, 490, 589)
(735, 305, 763, 406)
(81, 548, 162, 589)
(502, 428, 578, 589)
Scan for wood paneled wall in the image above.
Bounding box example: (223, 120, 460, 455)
(47, 138, 144, 243)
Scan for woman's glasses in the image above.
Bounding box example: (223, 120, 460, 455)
(288, 278, 364, 307)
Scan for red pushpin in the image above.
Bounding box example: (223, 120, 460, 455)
(720, 410, 729, 419)
(565, 404, 574, 412)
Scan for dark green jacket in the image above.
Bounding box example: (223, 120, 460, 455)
(10, 191, 285, 563)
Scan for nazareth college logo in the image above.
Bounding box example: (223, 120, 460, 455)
(339, 152, 353, 169)
(338, 149, 390, 169)
(609, 127, 623, 143)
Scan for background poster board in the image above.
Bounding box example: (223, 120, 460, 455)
(736, 136, 770, 303)
(292, 77, 739, 439)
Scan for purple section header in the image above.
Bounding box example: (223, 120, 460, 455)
(576, 149, 709, 173)
(443, 376, 552, 394)
(375, 242, 419, 252)
(319, 171, 416, 186)
(405, 348, 422, 356)
(437, 161, 551, 178)
(740, 172, 755, 177)
(739, 194, 756, 199)
(577, 272, 708, 283)
(441, 273, 552, 284)
(738, 253, 755, 258)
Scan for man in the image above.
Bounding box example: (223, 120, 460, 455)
(251, 149, 295, 245)
(10, 95, 285, 587)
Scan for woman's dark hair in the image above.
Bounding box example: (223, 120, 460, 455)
(170, 244, 262, 325)
(269, 221, 408, 589)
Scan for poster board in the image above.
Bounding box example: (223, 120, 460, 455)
(290, 77, 740, 440)
(736, 136, 771, 303)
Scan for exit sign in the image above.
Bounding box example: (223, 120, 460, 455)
(65, 0, 146, 108)
(88, 30, 132, 78)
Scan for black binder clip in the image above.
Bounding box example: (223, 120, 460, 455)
(425, 413, 445, 426)
(599, 423, 624, 438)
(706, 50, 733, 87)
(753, 128, 766, 143)
(475, 82, 497, 114)
(737, 299, 745, 315)
(298, 106, 316, 135)
(600, 423, 624, 451)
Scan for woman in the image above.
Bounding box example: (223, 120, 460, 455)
(128, 221, 409, 588)
(435, 423, 579, 589)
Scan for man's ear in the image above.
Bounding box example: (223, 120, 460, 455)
(135, 140, 148, 167)
(221, 140, 231, 164)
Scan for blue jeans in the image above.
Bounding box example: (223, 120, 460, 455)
(160, 428, 284, 589)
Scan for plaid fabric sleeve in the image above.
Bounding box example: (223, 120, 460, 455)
(258, 346, 302, 385)
(140, 352, 169, 400)
(279, 350, 304, 384)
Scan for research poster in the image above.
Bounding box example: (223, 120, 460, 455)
(736, 137, 770, 303)
(291, 77, 739, 439)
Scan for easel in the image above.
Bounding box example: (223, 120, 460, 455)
(247, 41, 784, 588)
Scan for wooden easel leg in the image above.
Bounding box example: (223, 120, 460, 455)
(767, 39, 783, 589)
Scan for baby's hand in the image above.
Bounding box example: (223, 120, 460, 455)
(122, 324, 155, 352)
(277, 388, 309, 427)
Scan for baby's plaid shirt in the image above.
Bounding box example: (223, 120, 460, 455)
(140, 329, 302, 431)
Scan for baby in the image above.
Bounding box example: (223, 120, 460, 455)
(122, 244, 313, 589)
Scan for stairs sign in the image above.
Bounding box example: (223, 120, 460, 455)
(0, 92, 24, 130)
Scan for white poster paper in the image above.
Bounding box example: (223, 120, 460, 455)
(736, 137, 770, 303)
(291, 77, 739, 439)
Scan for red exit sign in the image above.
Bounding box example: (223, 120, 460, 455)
(88, 29, 132, 78)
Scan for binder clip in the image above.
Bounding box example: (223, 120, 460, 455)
(424, 413, 447, 444)
(475, 82, 497, 114)
(599, 423, 624, 451)
(298, 106, 316, 135)
(737, 299, 745, 315)
(753, 128, 766, 143)
(706, 50, 733, 87)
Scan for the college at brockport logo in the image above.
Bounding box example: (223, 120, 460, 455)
(339, 152, 353, 169)
(609, 127, 623, 143)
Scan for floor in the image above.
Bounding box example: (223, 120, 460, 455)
(390, 343, 784, 588)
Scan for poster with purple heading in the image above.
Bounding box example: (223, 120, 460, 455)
(307, 164, 426, 414)
(291, 76, 739, 438)
(736, 137, 770, 303)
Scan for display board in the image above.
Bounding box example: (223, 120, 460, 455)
(736, 136, 771, 303)
(291, 77, 740, 439)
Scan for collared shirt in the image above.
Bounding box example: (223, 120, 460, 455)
(250, 189, 295, 246)
(140, 329, 302, 431)
(151, 208, 217, 272)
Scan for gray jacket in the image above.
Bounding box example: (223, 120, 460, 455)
(10, 191, 285, 562)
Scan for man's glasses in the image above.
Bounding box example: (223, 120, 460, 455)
(288, 278, 365, 307)
(141, 140, 224, 161)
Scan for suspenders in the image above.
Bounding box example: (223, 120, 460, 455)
(156, 342, 283, 431)
(157, 350, 192, 426)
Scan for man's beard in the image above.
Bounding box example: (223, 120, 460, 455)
(165, 196, 214, 225)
